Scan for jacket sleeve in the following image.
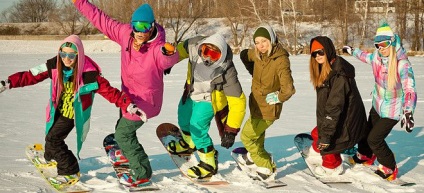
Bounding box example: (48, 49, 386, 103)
(240, 49, 254, 76)
(155, 43, 180, 72)
(319, 75, 350, 144)
(222, 66, 246, 132)
(352, 48, 375, 65)
(276, 55, 295, 103)
(398, 59, 417, 113)
(74, 0, 127, 43)
(95, 75, 131, 111)
(8, 63, 50, 89)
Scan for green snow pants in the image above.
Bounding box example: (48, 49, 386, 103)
(178, 97, 214, 153)
(240, 117, 275, 171)
(115, 117, 152, 180)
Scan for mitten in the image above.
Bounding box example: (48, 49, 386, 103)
(0, 79, 10, 94)
(127, 103, 147, 122)
(161, 42, 176, 56)
(401, 112, 414, 133)
(342, 46, 353, 55)
(221, 131, 236, 149)
(266, 91, 281, 105)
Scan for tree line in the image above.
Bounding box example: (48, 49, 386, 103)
(1, 0, 423, 54)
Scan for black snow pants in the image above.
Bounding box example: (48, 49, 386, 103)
(357, 107, 398, 170)
(44, 115, 79, 175)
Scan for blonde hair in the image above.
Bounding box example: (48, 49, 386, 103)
(386, 46, 399, 89)
(254, 39, 273, 60)
(309, 55, 332, 89)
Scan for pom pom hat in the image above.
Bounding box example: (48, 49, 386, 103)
(131, 4, 155, 23)
(374, 21, 394, 43)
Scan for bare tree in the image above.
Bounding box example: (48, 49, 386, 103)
(5, 0, 56, 23)
(221, 0, 252, 53)
(411, 0, 422, 51)
(157, 0, 205, 43)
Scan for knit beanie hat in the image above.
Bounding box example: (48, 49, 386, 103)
(61, 42, 77, 52)
(131, 3, 155, 23)
(310, 40, 324, 52)
(253, 27, 271, 42)
(374, 21, 394, 43)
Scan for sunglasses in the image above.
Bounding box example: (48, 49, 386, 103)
(132, 21, 153, 33)
(59, 52, 77, 60)
(374, 40, 391, 50)
(311, 49, 325, 58)
(201, 44, 221, 61)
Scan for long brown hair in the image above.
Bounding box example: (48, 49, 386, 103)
(309, 55, 332, 89)
(57, 56, 78, 93)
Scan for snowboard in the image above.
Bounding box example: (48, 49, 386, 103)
(103, 133, 160, 192)
(156, 123, 228, 185)
(25, 144, 91, 193)
(231, 147, 287, 189)
(293, 133, 352, 184)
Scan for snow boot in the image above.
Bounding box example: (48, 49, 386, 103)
(187, 146, 218, 179)
(119, 173, 152, 187)
(314, 164, 343, 177)
(167, 130, 196, 155)
(349, 152, 376, 166)
(375, 164, 398, 181)
(255, 166, 276, 182)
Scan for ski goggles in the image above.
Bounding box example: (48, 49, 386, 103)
(200, 44, 221, 61)
(59, 52, 77, 60)
(311, 49, 325, 58)
(131, 21, 153, 33)
(374, 40, 391, 50)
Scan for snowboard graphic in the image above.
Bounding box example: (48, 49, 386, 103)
(25, 144, 91, 193)
(103, 133, 159, 192)
(156, 123, 228, 185)
(231, 147, 287, 189)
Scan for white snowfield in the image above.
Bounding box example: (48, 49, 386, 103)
(0, 40, 422, 192)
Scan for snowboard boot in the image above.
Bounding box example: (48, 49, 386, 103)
(119, 173, 152, 187)
(349, 152, 376, 166)
(167, 130, 196, 156)
(49, 172, 80, 188)
(375, 164, 398, 181)
(187, 146, 218, 179)
(255, 166, 276, 182)
(314, 164, 343, 177)
(237, 152, 256, 168)
(108, 148, 129, 166)
(302, 146, 321, 165)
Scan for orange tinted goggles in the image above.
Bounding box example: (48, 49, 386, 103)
(201, 45, 221, 61)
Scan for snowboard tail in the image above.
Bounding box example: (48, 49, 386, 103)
(25, 144, 91, 192)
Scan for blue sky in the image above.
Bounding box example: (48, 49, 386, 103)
(0, 0, 17, 13)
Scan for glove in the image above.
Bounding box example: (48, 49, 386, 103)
(342, 46, 353, 55)
(72, 0, 76, 3)
(221, 132, 236, 149)
(401, 112, 414, 133)
(317, 143, 330, 150)
(164, 67, 172, 75)
(265, 91, 281, 105)
(0, 79, 10, 94)
(161, 42, 176, 56)
(127, 103, 147, 122)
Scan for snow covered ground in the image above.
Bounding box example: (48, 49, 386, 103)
(0, 39, 423, 193)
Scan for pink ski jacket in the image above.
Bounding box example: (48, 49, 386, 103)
(74, 0, 179, 120)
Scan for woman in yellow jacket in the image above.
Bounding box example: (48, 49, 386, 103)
(239, 25, 295, 181)
(167, 33, 246, 179)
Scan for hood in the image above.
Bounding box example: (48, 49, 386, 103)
(58, 35, 85, 90)
(254, 24, 277, 44)
(332, 56, 355, 79)
(393, 34, 408, 61)
(310, 36, 336, 63)
(198, 33, 228, 69)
